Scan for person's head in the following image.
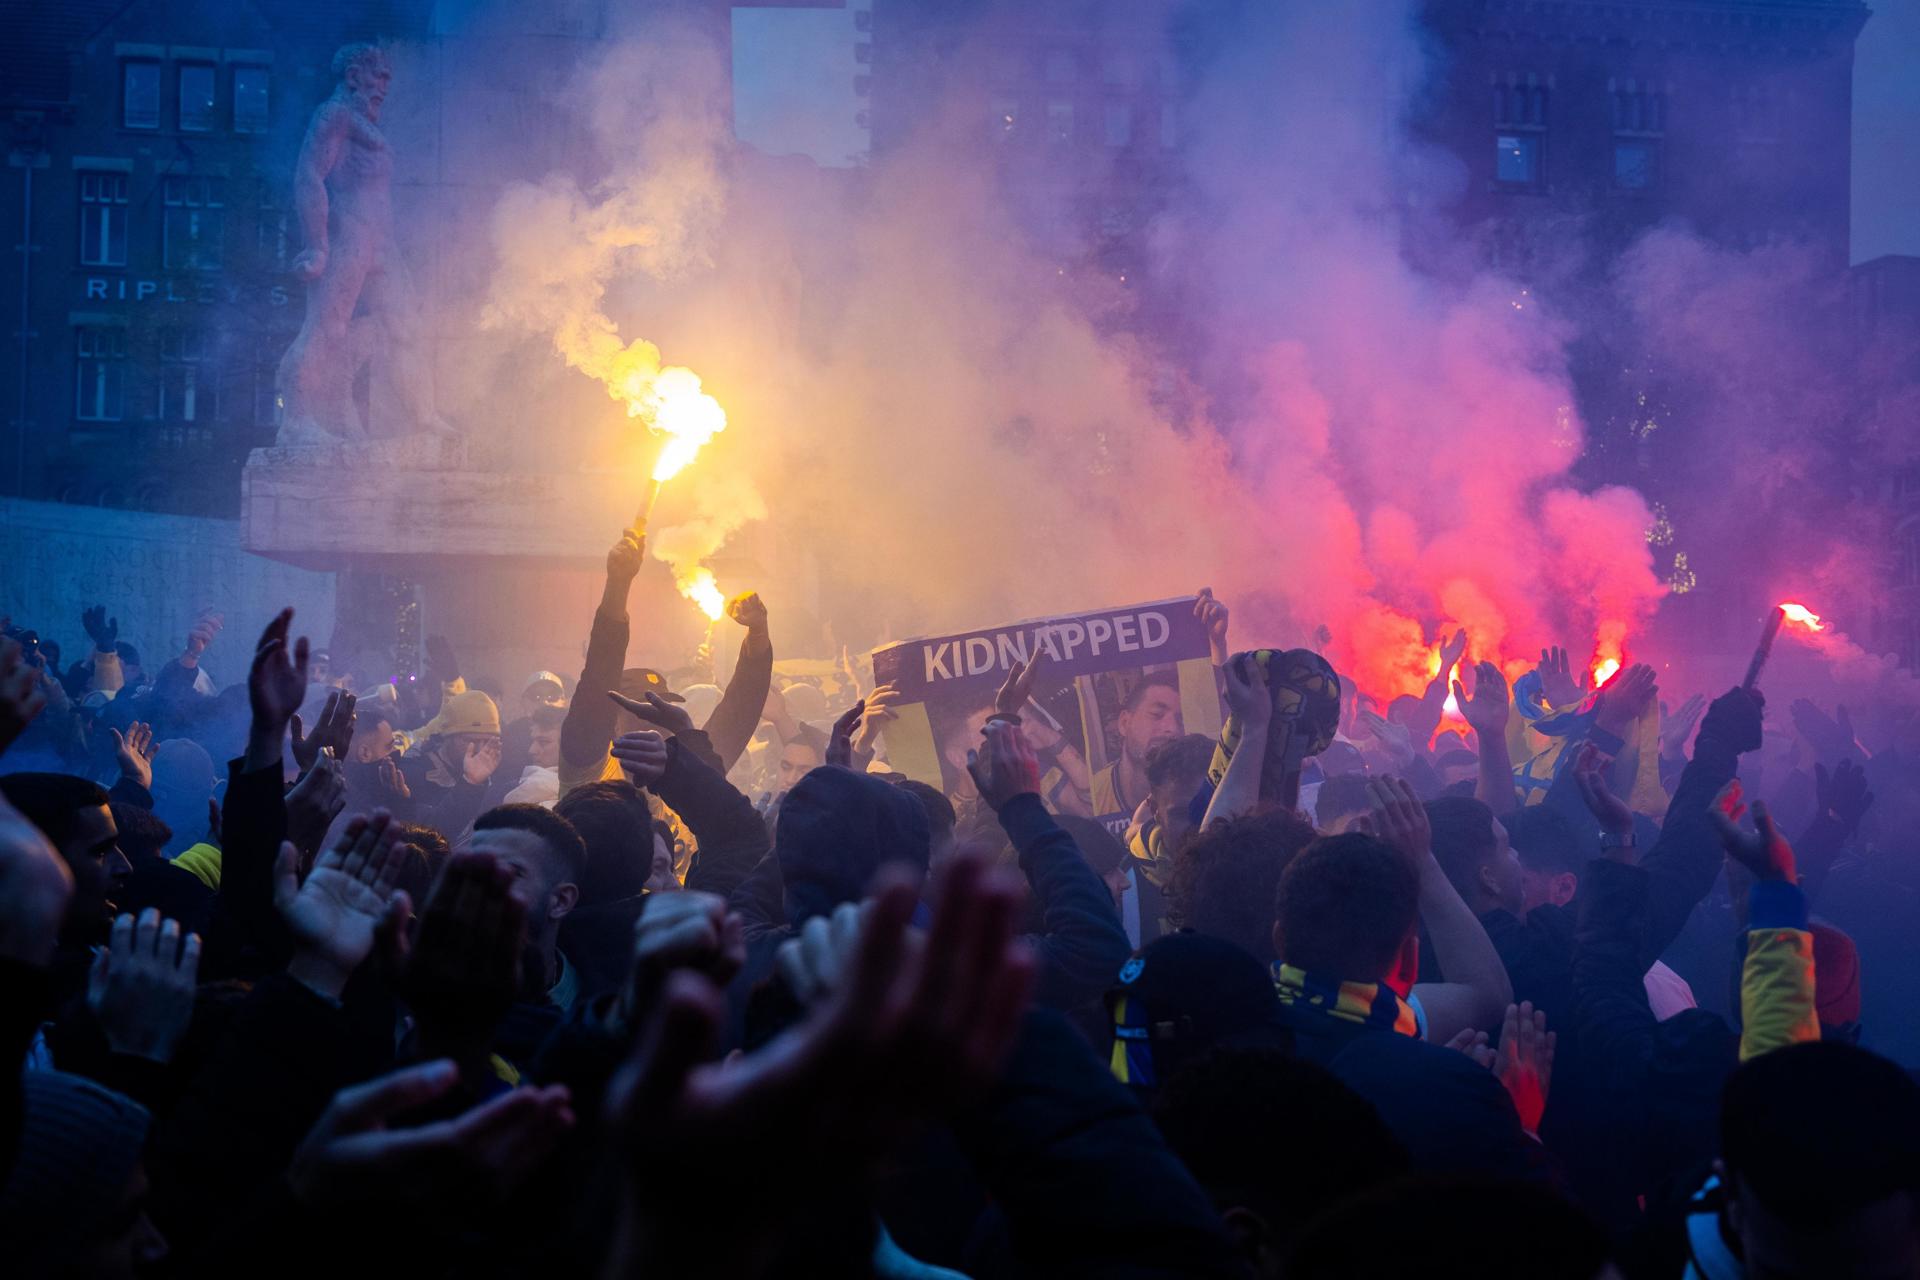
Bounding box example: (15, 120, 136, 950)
(615, 669, 681, 735)
(1144, 733, 1215, 849)
(0, 1071, 166, 1278)
(1317, 740, 1367, 778)
(307, 649, 332, 687)
(387, 823, 451, 914)
(0, 773, 127, 931)
(147, 737, 216, 843)
(1154, 1049, 1408, 1276)
(1175, 809, 1319, 964)
(1811, 923, 1863, 1034)
(107, 803, 171, 866)
(1434, 746, 1480, 789)
(1274, 832, 1421, 990)
(554, 780, 655, 906)
(1118, 677, 1184, 766)
(644, 820, 679, 893)
(778, 739, 823, 793)
(1288, 1175, 1612, 1280)
(776, 766, 931, 925)
(1314, 773, 1374, 834)
(432, 690, 502, 780)
(468, 805, 585, 947)
(112, 642, 142, 688)
(527, 701, 566, 771)
(1718, 1042, 1920, 1279)
(333, 42, 392, 120)
(886, 777, 957, 862)
(1425, 795, 1520, 916)
(1057, 814, 1132, 909)
(349, 706, 397, 764)
(1504, 805, 1583, 913)
(521, 670, 565, 718)
(779, 681, 829, 726)
(1108, 934, 1289, 1092)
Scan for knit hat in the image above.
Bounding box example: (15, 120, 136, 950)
(436, 689, 501, 738)
(1208, 649, 1341, 796)
(1810, 923, 1862, 1027)
(0, 1071, 150, 1252)
(776, 766, 931, 926)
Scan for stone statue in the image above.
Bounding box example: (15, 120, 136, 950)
(275, 44, 453, 447)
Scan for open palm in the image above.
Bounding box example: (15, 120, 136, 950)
(275, 811, 403, 974)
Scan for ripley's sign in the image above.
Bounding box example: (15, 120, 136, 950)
(81, 278, 291, 307)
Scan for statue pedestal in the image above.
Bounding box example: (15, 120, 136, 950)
(241, 445, 642, 687)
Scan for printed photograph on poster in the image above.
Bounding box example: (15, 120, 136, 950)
(870, 597, 1222, 832)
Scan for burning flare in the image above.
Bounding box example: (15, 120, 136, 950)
(1591, 657, 1621, 688)
(1779, 602, 1825, 632)
(675, 566, 726, 622)
(635, 366, 727, 483)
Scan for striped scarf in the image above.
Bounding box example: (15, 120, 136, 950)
(1273, 963, 1420, 1039)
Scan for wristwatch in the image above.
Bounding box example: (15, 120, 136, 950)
(1599, 831, 1636, 851)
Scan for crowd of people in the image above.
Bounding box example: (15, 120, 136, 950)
(2, 525, 1917, 1278)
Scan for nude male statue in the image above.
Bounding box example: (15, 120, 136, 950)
(275, 44, 452, 446)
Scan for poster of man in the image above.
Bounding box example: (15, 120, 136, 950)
(871, 597, 1221, 832)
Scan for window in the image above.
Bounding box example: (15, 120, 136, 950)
(1044, 50, 1076, 83)
(990, 97, 1018, 142)
(1046, 101, 1073, 145)
(1496, 134, 1541, 185)
(233, 67, 269, 134)
(78, 172, 129, 267)
(76, 327, 128, 421)
(163, 176, 225, 271)
(256, 195, 288, 268)
(156, 328, 217, 423)
(1104, 102, 1132, 147)
(123, 62, 160, 129)
(1613, 138, 1657, 190)
(179, 64, 217, 132)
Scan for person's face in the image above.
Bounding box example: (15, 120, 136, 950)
(122, 659, 144, 687)
(1438, 756, 1479, 787)
(528, 722, 562, 770)
(309, 659, 331, 686)
(68, 1164, 167, 1279)
(470, 828, 576, 929)
(1120, 688, 1183, 763)
(63, 803, 130, 921)
(1100, 862, 1130, 912)
(346, 57, 391, 120)
(350, 717, 396, 764)
(1518, 864, 1578, 915)
(778, 742, 821, 792)
(644, 831, 679, 894)
(1728, 1178, 1919, 1280)
(1485, 818, 1524, 915)
(1150, 772, 1205, 848)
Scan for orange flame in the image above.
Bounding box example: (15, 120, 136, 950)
(1779, 602, 1825, 632)
(1591, 657, 1621, 687)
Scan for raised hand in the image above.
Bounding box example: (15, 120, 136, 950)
(1536, 645, 1584, 708)
(249, 608, 310, 731)
(285, 750, 348, 859)
(826, 700, 865, 769)
(775, 900, 864, 1008)
(1455, 661, 1509, 738)
(603, 853, 1033, 1255)
(725, 591, 768, 632)
(461, 737, 501, 786)
(623, 890, 745, 1025)
(608, 688, 694, 736)
(1438, 629, 1469, 676)
(1361, 775, 1431, 863)
(1357, 706, 1417, 767)
(966, 719, 1041, 812)
(183, 609, 223, 665)
(1572, 743, 1635, 843)
(292, 689, 357, 774)
(87, 908, 201, 1062)
(1698, 686, 1765, 756)
(1790, 698, 1859, 765)
(424, 634, 460, 684)
(852, 682, 901, 756)
(0, 637, 48, 758)
(1493, 1002, 1554, 1135)
(1712, 782, 1795, 884)
(0, 788, 73, 967)
(82, 604, 119, 653)
(1195, 588, 1231, 666)
(289, 1059, 574, 1213)
(1222, 652, 1272, 729)
(992, 654, 1045, 720)
(1591, 663, 1658, 737)
(1814, 758, 1874, 839)
(110, 721, 155, 790)
(401, 853, 528, 1050)
(276, 811, 407, 999)
(1659, 693, 1707, 759)
(606, 528, 645, 583)
(610, 729, 670, 786)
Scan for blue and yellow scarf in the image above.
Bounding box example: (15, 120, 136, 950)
(1273, 963, 1420, 1039)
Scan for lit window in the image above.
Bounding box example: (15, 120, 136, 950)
(1613, 138, 1657, 190)
(79, 172, 129, 267)
(1495, 133, 1540, 186)
(123, 62, 160, 129)
(1045, 50, 1076, 83)
(1104, 102, 1132, 147)
(179, 65, 217, 132)
(76, 327, 128, 421)
(1047, 101, 1073, 145)
(233, 67, 269, 134)
(163, 176, 225, 271)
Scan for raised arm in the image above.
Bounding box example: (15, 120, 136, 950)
(558, 529, 642, 796)
(1713, 788, 1820, 1062)
(1201, 654, 1270, 826)
(703, 592, 773, 773)
(1457, 661, 1516, 815)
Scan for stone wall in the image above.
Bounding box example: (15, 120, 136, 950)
(0, 499, 335, 682)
